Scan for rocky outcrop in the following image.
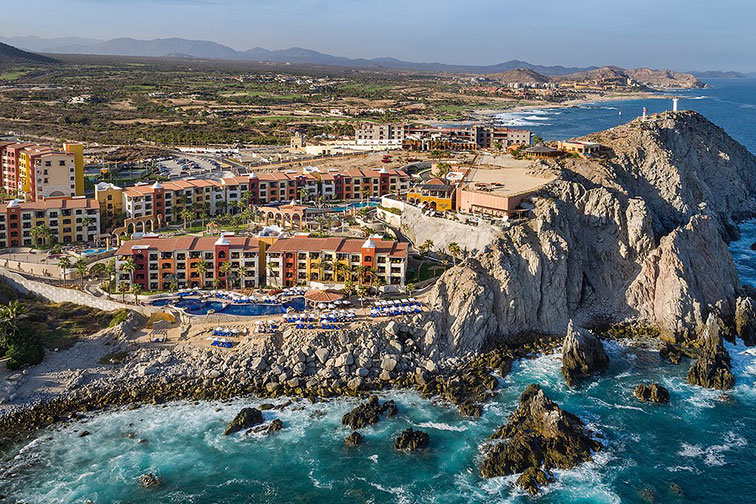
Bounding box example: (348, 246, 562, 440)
(687, 314, 736, 390)
(480, 384, 601, 494)
(344, 431, 362, 447)
(341, 395, 397, 430)
(423, 112, 755, 355)
(223, 407, 263, 435)
(394, 428, 429, 452)
(633, 383, 670, 404)
(735, 296, 756, 346)
(139, 473, 161, 488)
(561, 321, 609, 386)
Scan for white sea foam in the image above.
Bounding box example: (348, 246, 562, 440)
(414, 421, 468, 432)
(678, 431, 747, 467)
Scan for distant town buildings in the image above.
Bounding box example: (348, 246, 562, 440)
(354, 123, 532, 152)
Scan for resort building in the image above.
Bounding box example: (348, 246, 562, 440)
(406, 178, 456, 211)
(0, 142, 84, 201)
(355, 123, 408, 147)
(115, 167, 410, 226)
(0, 196, 100, 248)
(94, 182, 124, 217)
(265, 236, 408, 288)
(114, 234, 265, 292)
(523, 145, 559, 159)
(557, 140, 602, 156)
(489, 128, 533, 148)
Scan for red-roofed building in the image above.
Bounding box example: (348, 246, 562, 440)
(114, 233, 265, 291)
(265, 236, 408, 288)
(0, 196, 100, 248)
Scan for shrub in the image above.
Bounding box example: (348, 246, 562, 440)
(6, 338, 44, 370)
(109, 309, 130, 327)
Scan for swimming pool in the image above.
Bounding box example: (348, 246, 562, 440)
(154, 297, 306, 316)
(81, 248, 108, 256)
(329, 201, 379, 212)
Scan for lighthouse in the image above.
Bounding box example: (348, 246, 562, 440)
(672, 98, 679, 112)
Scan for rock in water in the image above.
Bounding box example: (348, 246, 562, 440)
(735, 296, 756, 346)
(634, 383, 670, 404)
(344, 431, 362, 447)
(561, 321, 609, 387)
(267, 419, 283, 433)
(687, 314, 736, 390)
(341, 395, 398, 429)
(224, 407, 263, 435)
(394, 428, 430, 451)
(480, 384, 601, 494)
(139, 473, 161, 488)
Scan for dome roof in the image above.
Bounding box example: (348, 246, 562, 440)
(361, 238, 376, 249)
(248, 172, 258, 179)
(215, 234, 231, 246)
(6, 199, 20, 209)
(151, 181, 163, 189)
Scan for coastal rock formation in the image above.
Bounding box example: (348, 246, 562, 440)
(139, 473, 161, 488)
(341, 395, 398, 429)
(394, 428, 429, 452)
(735, 296, 756, 346)
(224, 407, 263, 435)
(344, 431, 362, 447)
(633, 383, 670, 404)
(480, 384, 601, 494)
(561, 321, 609, 386)
(687, 314, 736, 390)
(424, 112, 755, 355)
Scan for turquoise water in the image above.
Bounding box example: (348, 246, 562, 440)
(330, 201, 379, 212)
(80, 248, 108, 256)
(151, 297, 306, 316)
(3, 81, 756, 503)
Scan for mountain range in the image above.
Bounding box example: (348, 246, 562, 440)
(0, 35, 598, 75)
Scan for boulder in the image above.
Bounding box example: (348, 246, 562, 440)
(139, 473, 161, 488)
(381, 357, 398, 372)
(341, 395, 398, 429)
(344, 431, 362, 447)
(480, 384, 601, 494)
(687, 314, 735, 390)
(315, 347, 330, 364)
(394, 428, 429, 452)
(224, 407, 264, 435)
(633, 383, 670, 404)
(735, 296, 756, 346)
(561, 321, 609, 387)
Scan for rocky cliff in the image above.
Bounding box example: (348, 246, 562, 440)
(424, 111, 756, 355)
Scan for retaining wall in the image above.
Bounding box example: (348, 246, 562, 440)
(0, 267, 158, 316)
(378, 198, 499, 254)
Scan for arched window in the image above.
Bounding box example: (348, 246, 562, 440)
(218, 250, 226, 259)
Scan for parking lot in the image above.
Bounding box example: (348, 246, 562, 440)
(157, 154, 229, 180)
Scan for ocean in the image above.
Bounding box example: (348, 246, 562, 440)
(3, 80, 756, 503)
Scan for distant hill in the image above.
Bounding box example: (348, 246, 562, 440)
(489, 68, 551, 84)
(690, 70, 744, 79)
(549, 65, 706, 89)
(0, 42, 58, 66)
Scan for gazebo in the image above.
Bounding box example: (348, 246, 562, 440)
(304, 289, 344, 308)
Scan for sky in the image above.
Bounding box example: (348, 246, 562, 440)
(4, 0, 755, 71)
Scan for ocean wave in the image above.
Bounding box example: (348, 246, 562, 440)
(414, 421, 468, 432)
(678, 431, 747, 467)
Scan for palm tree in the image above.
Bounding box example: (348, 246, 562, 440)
(418, 239, 434, 257)
(405, 282, 415, 297)
(180, 209, 194, 230)
(343, 278, 355, 297)
(219, 261, 233, 289)
(58, 256, 72, 286)
(333, 261, 347, 282)
(447, 242, 461, 265)
(193, 259, 209, 289)
(119, 282, 130, 303)
(238, 265, 249, 290)
(121, 257, 137, 287)
(82, 216, 95, 236)
(74, 258, 88, 289)
(320, 259, 333, 282)
(131, 284, 142, 305)
(106, 258, 116, 295)
(298, 187, 308, 203)
(357, 284, 368, 309)
(30, 224, 52, 248)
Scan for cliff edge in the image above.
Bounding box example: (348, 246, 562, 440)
(423, 111, 756, 356)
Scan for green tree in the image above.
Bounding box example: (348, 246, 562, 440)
(131, 283, 142, 304)
(58, 256, 72, 286)
(219, 261, 233, 289)
(30, 224, 53, 249)
(75, 258, 88, 289)
(193, 259, 209, 288)
(121, 257, 137, 287)
(180, 209, 194, 230)
(418, 239, 434, 256)
(405, 282, 415, 297)
(447, 242, 461, 265)
(119, 282, 130, 303)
